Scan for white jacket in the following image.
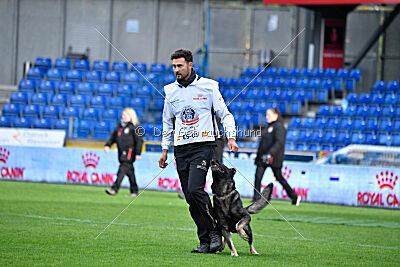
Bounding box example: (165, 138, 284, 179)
(161, 75, 236, 150)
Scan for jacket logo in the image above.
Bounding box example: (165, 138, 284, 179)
(197, 160, 208, 171)
(180, 106, 199, 126)
(268, 126, 273, 133)
(124, 128, 129, 134)
(193, 94, 207, 100)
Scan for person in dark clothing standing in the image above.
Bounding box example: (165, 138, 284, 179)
(105, 107, 143, 197)
(254, 108, 301, 206)
(159, 49, 238, 254)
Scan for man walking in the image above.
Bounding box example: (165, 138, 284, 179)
(159, 49, 238, 253)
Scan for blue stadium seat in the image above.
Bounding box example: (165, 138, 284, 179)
(316, 89, 328, 102)
(109, 96, 125, 109)
(217, 77, 228, 88)
(51, 94, 68, 107)
(66, 70, 83, 82)
(92, 60, 109, 72)
(340, 117, 352, 130)
(337, 131, 351, 145)
(351, 132, 365, 144)
(295, 142, 307, 151)
(73, 119, 95, 138)
(104, 71, 121, 84)
(315, 117, 328, 129)
(394, 119, 400, 133)
(10, 92, 30, 105)
(131, 63, 147, 73)
(371, 93, 384, 105)
(93, 121, 111, 134)
(324, 69, 336, 79)
(69, 94, 88, 108)
(331, 106, 343, 117)
(301, 68, 313, 78)
(122, 72, 141, 84)
(308, 143, 321, 152)
(0, 116, 13, 127)
(355, 105, 369, 118)
(54, 118, 70, 131)
(347, 93, 358, 105)
(304, 88, 314, 102)
(2, 103, 21, 117)
(73, 59, 90, 71)
(396, 107, 400, 118)
(34, 57, 51, 69)
(323, 130, 337, 144)
(289, 117, 302, 129)
(299, 129, 312, 142)
(352, 118, 366, 132)
(349, 69, 361, 81)
(151, 98, 164, 111)
(327, 118, 340, 129)
(102, 109, 119, 121)
(277, 67, 289, 77)
(313, 68, 324, 78)
(38, 80, 56, 94)
(333, 78, 342, 92)
(150, 64, 167, 73)
(12, 117, 33, 128)
(58, 81, 76, 94)
(46, 68, 64, 81)
(289, 68, 300, 78)
(31, 93, 49, 106)
(230, 101, 243, 113)
(384, 93, 397, 106)
(32, 118, 53, 129)
(55, 58, 71, 70)
(62, 106, 82, 118)
(19, 79, 37, 92)
(321, 144, 333, 152)
(365, 118, 379, 132)
(311, 130, 324, 144)
(273, 78, 285, 88)
(336, 69, 349, 79)
(381, 105, 395, 118)
(90, 95, 109, 108)
(392, 134, 400, 146)
(242, 67, 256, 77)
(136, 85, 152, 97)
(358, 93, 371, 105)
(97, 83, 115, 96)
(85, 71, 102, 83)
(278, 101, 287, 114)
(345, 79, 355, 92)
(82, 108, 100, 120)
(27, 67, 45, 80)
(42, 105, 60, 119)
(290, 101, 301, 115)
(76, 82, 95, 95)
(265, 67, 277, 77)
(380, 118, 393, 132)
(228, 78, 240, 88)
(22, 104, 41, 118)
(387, 80, 399, 92)
(116, 84, 132, 96)
(309, 78, 321, 89)
(365, 132, 378, 145)
(377, 132, 392, 146)
(372, 81, 386, 93)
(262, 77, 274, 88)
(321, 79, 333, 92)
(343, 105, 357, 117)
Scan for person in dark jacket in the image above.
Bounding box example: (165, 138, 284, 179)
(254, 108, 301, 206)
(105, 107, 143, 197)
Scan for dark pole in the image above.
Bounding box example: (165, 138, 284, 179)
(349, 4, 400, 69)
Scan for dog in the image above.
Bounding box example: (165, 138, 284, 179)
(211, 160, 273, 256)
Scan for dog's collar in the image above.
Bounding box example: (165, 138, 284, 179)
(215, 189, 236, 199)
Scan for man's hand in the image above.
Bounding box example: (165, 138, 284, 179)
(159, 149, 168, 168)
(228, 138, 239, 153)
(104, 146, 110, 152)
(136, 155, 141, 160)
(262, 154, 273, 165)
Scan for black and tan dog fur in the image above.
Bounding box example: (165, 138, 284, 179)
(211, 160, 273, 256)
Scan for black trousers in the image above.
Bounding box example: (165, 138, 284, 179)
(174, 145, 217, 244)
(112, 162, 138, 194)
(254, 163, 297, 202)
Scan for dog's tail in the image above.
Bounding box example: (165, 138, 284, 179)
(245, 183, 273, 214)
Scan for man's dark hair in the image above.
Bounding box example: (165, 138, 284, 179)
(171, 49, 193, 62)
(268, 108, 282, 119)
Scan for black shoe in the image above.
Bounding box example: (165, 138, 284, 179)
(209, 230, 223, 252)
(178, 193, 185, 200)
(191, 243, 210, 253)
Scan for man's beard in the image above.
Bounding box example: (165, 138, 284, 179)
(176, 68, 190, 81)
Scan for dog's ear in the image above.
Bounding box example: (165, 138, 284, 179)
(231, 168, 236, 175)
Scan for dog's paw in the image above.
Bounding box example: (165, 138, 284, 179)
(231, 251, 239, 257)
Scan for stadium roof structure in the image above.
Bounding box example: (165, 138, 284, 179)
(263, 0, 400, 4)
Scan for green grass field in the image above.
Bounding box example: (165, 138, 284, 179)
(0, 180, 399, 266)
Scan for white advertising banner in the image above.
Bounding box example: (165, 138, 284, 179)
(0, 145, 399, 209)
(0, 128, 65, 148)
